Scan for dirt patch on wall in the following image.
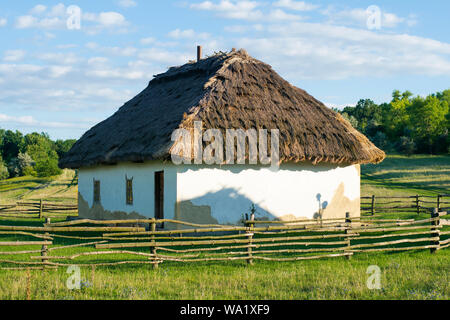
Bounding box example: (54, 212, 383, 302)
(172, 200, 220, 229)
(320, 183, 360, 219)
(78, 192, 147, 221)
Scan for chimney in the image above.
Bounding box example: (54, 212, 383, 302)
(197, 45, 202, 62)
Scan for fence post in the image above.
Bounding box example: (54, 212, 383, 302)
(430, 208, 440, 254)
(344, 212, 352, 260)
(416, 195, 420, 215)
(437, 195, 441, 211)
(39, 199, 43, 220)
(41, 218, 50, 269)
(371, 195, 375, 216)
(150, 219, 158, 269)
(246, 211, 255, 265)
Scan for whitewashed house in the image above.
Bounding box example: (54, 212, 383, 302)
(59, 49, 385, 227)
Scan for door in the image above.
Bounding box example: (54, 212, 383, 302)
(154, 171, 164, 227)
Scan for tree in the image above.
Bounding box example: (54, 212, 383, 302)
(17, 152, 35, 176)
(397, 136, 416, 155)
(341, 112, 358, 129)
(0, 130, 24, 162)
(384, 91, 412, 140)
(55, 139, 76, 159)
(0, 156, 8, 180)
(34, 157, 62, 177)
(372, 131, 388, 150)
(409, 95, 449, 153)
(25, 133, 62, 177)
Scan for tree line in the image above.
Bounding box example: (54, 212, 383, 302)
(0, 130, 76, 180)
(0, 89, 448, 181)
(335, 89, 450, 155)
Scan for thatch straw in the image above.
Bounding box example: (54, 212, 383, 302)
(60, 49, 385, 168)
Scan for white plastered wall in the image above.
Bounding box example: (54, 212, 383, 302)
(176, 163, 361, 224)
(78, 162, 177, 219)
(78, 162, 360, 224)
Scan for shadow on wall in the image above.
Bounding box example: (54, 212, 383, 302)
(176, 187, 277, 227)
(314, 193, 329, 219)
(176, 183, 360, 226)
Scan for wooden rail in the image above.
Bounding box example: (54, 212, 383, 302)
(0, 199, 77, 219)
(361, 194, 450, 215)
(0, 209, 448, 270)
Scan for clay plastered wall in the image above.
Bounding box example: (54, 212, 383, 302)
(78, 162, 177, 220)
(176, 164, 360, 224)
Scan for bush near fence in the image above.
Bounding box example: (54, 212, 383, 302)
(0, 208, 448, 270)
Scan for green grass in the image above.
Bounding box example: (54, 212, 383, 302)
(0, 154, 449, 300)
(0, 251, 448, 300)
(362, 154, 450, 197)
(0, 169, 77, 204)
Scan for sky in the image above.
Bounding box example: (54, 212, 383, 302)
(0, 0, 449, 140)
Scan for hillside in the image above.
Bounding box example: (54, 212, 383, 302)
(0, 169, 77, 204)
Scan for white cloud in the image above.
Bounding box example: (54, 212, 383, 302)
(140, 37, 155, 45)
(3, 50, 26, 62)
(235, 21, 450, 80)
(84, 11, 127, 27)
(56, 44, 78, 49)
(138, 48, 190, 65)
(0, 113, 95, 129)
(48, 66, 73, 78)
(85, 43, 137, 56)
(273, 0, 319, 11)
(0, 18, 7, 27)
(15, 4, 129, 33)
(267, 9, 301, 21)
(322, 6, 411, 29)
(30, 4, 47, 15)
(191, 0, 264, 21)
(98, 12, 127, 27)
(15, 15, 38, 29)
(37, 53, 79, 65)
(0, 114, 35, 125)
(118, 0, 137, 8)
(168, 29, 210, 40)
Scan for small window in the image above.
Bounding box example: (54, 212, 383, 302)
(93, 179, 100, 203)
(126, 176, 133, 205)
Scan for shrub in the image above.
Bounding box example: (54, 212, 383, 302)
(7, 158, 20, 178)
(371, 131, 388, 150)
(17, 152, 35, 176)
(396, 136, 416, 155)
(22, 166, 37, 177)
(0, 158, 9, 180)
(35, 158, 62, 177)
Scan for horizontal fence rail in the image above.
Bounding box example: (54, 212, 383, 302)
(360, 194, 450, 216)
(0, 209, 448, 270)
(0, 199, 77, 219)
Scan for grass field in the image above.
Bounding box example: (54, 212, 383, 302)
(0, 155, 449, 300)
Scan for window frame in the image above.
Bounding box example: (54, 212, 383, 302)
(126, 176, 133, 205)
(93, 179, 101, 203)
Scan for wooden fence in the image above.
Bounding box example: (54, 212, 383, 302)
(0, 200, 77, 219)
(361, 194, 450, 216)
(0, 210, 448, 270)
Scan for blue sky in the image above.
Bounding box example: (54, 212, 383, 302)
(0, 0, 449, 139)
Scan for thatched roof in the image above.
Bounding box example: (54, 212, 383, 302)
(60, 49, 385, 169)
